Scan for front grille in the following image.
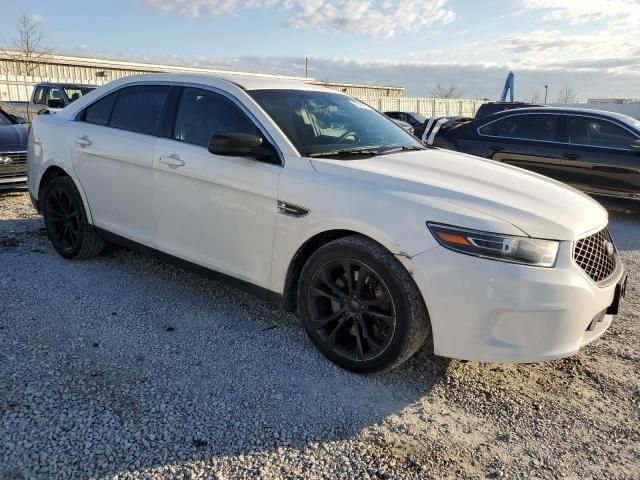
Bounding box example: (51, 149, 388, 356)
(0, 151, 27, 180)
(573, 228, 618, 284)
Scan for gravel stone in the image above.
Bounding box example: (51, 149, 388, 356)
(1, 190, 639, 479)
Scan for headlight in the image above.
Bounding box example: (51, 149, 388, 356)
(427, 223, 559, 267)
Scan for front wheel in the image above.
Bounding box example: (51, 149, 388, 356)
(298, 235, 431, 373)
(42, 176, 104, 260)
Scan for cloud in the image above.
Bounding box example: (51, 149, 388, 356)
(143, 0, 456, 37)
(518, 0, 640, 31)
(210, 55, 640, 102)
(29, 13, 45, 24)
(72, 42, 640, 101)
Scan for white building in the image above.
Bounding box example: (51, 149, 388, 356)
(0, 50, 404, 102)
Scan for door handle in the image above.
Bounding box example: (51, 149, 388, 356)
(489, 145, 504, 152)
(563, 153, 581, 160)
(74, 135, 92, 148)
(159, 154, 185, 168)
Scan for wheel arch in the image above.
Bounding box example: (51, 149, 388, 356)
(36, 165, 94, 224)
(281, 228, 415, 313)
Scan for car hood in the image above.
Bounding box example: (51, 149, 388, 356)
(310, 148, 608, 241)
(0, 123, 29, 151)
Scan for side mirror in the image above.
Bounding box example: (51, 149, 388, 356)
(208, 133, 278, 164)
(37, 109, 52, 116)
(47, 98, 64, 109)
(631, 140, 640, 152)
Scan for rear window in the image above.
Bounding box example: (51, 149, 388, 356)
(109, 85, 169, 136)
(84, 92, 118, 126)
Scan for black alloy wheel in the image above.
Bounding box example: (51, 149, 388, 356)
(44, 184, 81, 254)
(298, 235, 431, 373)
(42, 176, 104, 260)
(308, 258, 396, 362)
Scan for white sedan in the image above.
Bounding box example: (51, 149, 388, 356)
(27, 73, 626, 373)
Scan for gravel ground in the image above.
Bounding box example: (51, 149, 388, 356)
(0, 190, 638, 480)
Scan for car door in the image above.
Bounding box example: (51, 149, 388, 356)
(560, 114, 640, 198)
(153, 86, 282, 288)
(70, 84, 170, 246)
(478, 113, 569, 180)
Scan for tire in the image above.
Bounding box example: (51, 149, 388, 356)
(41, 176, 104, 260)
(298, 235, 431, 373)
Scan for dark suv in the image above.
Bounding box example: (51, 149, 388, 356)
(433, 107, 640, 200)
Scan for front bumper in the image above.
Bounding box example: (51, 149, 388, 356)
(407, 242, 624, 363)
(0, 175, 27, 189)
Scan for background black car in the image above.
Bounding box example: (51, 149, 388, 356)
(384, 111, 426, 136)
(474, 101, 543, 119)
(433, 107, 640, 200)
(0, 107, 29, 190)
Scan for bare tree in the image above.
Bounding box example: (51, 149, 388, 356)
(4, 14, 53, 76)
(430, 80, 464, 99)
(557, 86, 578, 104)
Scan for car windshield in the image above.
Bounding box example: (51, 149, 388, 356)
(0, 110, 13, 126)
(411, 112, 427, 123)
(249, 89, 424, 157)
(63, 86, 95, 103)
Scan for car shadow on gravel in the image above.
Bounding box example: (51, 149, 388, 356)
(3, 201, 640, 479)
(0, 217, 452, 478)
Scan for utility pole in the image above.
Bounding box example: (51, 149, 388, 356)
(305, 57, 309, 78)
(544, 85, 548, 104)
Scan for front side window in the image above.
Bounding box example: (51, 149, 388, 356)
(109, 85, 169, 136)
(567, 116, 637, 149)
(480, 114, 560, 142)
(47, 88, 62, 103)
(173, 87, 258, 147)
(250, 90, 423, 157)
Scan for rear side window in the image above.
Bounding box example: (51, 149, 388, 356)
(109, 85, 169, 136)
(84, 92, 118, 126)
(172, 87, 258, 147)
(33, 87, 46, 105)
(480, 114, 560, 142)
(567, 116, 637, 149)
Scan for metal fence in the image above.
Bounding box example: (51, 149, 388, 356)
(357, 96, 482, 118)
(0, 74, 482, 119)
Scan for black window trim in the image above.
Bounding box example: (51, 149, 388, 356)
(477, 112, 640, 151)
(74, 81, 284, 166)
(162, 83, 285, 167)
(108, 84, 171, 138)
(80, 89, 120, 126)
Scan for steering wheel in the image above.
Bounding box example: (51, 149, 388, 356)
(336, 131, 358, 144)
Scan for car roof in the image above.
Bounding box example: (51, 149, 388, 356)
(35, 82, 97, 88)
(101, 72, 332, 93)
(486, 106, 627, 118)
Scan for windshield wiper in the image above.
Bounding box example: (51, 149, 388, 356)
(308, 148, 380, 158)
(377, 145, 426, 155)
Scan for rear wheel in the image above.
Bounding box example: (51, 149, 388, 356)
(42, 176, 104, 260)
(298, 235, 430, 373)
